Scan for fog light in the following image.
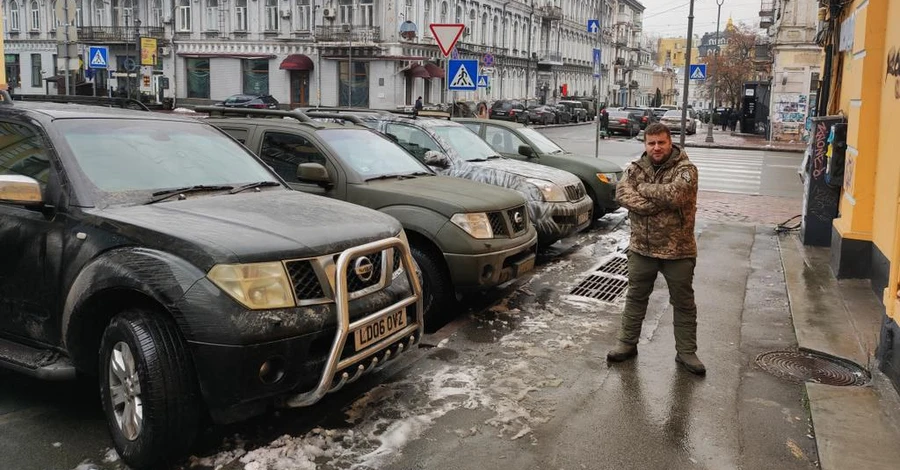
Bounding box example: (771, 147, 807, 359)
(481, 265, 494, 280)
(259, 357, 285, 384)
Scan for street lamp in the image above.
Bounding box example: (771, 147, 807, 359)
(134, 18, 142, 101)
(679, 0, 696, 147)
(705, 0, 724, 143)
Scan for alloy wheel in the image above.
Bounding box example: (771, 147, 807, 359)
(108, 341, 143, 441)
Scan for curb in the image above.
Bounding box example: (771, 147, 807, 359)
(682, 142, 806, 153)
(532, 121, 595, 130)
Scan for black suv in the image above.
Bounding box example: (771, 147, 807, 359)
(217, 93, 280, 109)
(489, 100, 528, 123)
(622, 106, 656, 129)
(0, 97, 421, 468)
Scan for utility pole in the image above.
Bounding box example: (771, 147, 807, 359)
(679, 0, 696, 147)
(525, 0, 533, 109)
(63, 0, 72, 95)
(705, 0, 724, 143)
(594, 1, 602, 159)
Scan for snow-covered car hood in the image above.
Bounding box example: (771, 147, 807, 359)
(468, 157, 582, 187)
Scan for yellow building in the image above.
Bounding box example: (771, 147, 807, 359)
(827, 0, 900, 388)
(656, 38, 699, 69)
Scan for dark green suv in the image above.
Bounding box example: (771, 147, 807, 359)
(456, 118, 622, 222)
(202, 109, 538, 323)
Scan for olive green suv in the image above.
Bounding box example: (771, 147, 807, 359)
(200, 108, 538, 324)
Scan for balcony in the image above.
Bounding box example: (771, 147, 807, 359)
(760, 0, 775, 28)
(633, 20, 643, 32)
(77, 26, 165, 44)
(537, 49, 563, 65)
(315, 25, 381, 43)
(614, 57, 626, 66)
(539, 6, 563, 21)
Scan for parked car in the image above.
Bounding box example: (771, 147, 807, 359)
(607, 109, 642, 136)
(489, 100, 529, 123)
(659, 109, 698, 135)
(558, 100, 588, 122)
(526, 105, 557, 125)
(0, 99, 421, 469)
(456, 118, 623, 225)
(365, 114, 593, 246)
(623, 106, 656, 129)
(651, 107, 669, 120)
(203, 108, 538, 324)
(552, 103, 573, 123)
(217, 94, 280, 109)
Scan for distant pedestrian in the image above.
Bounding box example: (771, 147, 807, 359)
(600, 107, 610, 138)
(414, 96, 423, 116)
(720, 108, 729, 131)
(607, 122, 705, 376)
(729, 109, 739, 132)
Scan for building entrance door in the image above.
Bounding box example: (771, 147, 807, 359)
(290, 70, 310, 108)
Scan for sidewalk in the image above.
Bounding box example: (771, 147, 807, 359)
(778, 234, 900, 469)
(683, 125, 807, 153)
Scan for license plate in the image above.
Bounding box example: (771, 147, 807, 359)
(577, 211, 591, 225)
(515, 256, 535, 276)
(353, 308, 407, 351)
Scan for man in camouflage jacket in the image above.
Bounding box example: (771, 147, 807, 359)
(606, 123, 705, 375)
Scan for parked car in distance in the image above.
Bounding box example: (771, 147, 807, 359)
(552, 103, 573, 123)
(526, 105, 557, 125)
(659, 109, 698, 135)
(457, 118, 623, 225)
(204, 108, 538, 325)
(607, 110, 642, 136)
(0, 99, 421, 469)
(623, 106, 656, 129)
(651, 107, 669, 121)
(217, 94, 280, 109)
(490, 100, 528, 123)
(558, 100, 588, 122)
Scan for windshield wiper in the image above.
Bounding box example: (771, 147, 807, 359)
(486, 155, 503, 160)
(407, 171, 434, 177)
(229, 181, 281, 194)
(365, 173, 406, 182)
(146, 184, 234, 204)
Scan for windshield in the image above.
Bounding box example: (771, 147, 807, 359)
(432, 126, 499, 161)
(57, 119, 278, 201)
(317, 129, 431, 178)
(663, 110, 682, 117)
(518, 128, 564, 154)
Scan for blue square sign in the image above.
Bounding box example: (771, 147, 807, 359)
(447, 59, 478, 91)
(689, 64, 707, 80)
(88, 46, 109, 69)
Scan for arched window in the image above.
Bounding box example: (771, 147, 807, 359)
(424, 0, 432, 26)
(206, 0, 218, 31)
(177, 0, 191, 31)
(468, 9, 475, 39)
(10, 1, 20, 31)
(481, 13, 487, 45)
(512, 22, 518, 52)
(75, 0, 83, 27)
(492, 17, 498, 47)
(265, 0, 278, 31)
(235, 0, 248, 31)
(151, 0, 163, 27)
(29, 0, 40, 30)
(50, 0, 58, 29)
(440, 1, 447, 24)
(456, 5, 462, 23)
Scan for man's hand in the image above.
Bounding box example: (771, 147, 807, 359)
(616, 166, 662, 216)
(638, 166, 698, 209)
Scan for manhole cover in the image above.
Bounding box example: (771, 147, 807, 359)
(596, 255, 628, 277)
(755, 350, 870, 386)
(569, 252, 629, 303)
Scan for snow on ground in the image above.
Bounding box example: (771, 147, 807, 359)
(193, 230, 627, 470)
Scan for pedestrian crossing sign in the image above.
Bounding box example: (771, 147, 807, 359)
(689, 64, 707, 80)
(88, 46, 109, 69)
(477, 75, 489, 88)
(447, 59, 478, 91)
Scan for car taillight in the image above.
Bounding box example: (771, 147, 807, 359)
(619, 119, 629, 124)
(249, 104, 267, 109)
(509, 110, 515, 116)
(642, 116, 648, 122)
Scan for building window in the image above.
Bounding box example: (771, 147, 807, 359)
(295, 0, 310, 31)
(468, 10, 475, 39)
(242, 59, 269, 95)
(95, 5, 105, 26)
(50, 1, 58, 30)
(235, 0, 248, 31)
(5, 54, 21, 91)
(339, 61, 368, 107)
(10, 1, 20, 31)
(339, 0, 353, 25)
(359, 0, 373, 27)
(440, 1, 448, 23)
(206, 0, 219, 31)
(455, 5, 462, 23)
(481, 13, 487, 45)
(424, 0, 432, 31)
(151, 0, 163, 27)
(492, 17, 498, 47)
(177, 0, 191, 32)
(30, 0, 40, 30)
(75, 0, 83, 27)
(265, 0, 278, 31)
(186, 58, 209, 98)
(403, 0, 412, 22)
(31, 54, 42, 87)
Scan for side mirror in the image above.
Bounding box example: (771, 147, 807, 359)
(0, 175, 43, 208)
(518, 145, 536, 158)
(423, 150, 450, 168)
(297, 163, 333, 188)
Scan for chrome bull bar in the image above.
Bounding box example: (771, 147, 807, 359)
(286, 236, 423, 407)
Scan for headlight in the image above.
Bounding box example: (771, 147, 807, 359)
(526, 178, 567, 202)
(450, 212, 494, 239)
(208, 262, 295, 310)
(597, 172, 619, 184)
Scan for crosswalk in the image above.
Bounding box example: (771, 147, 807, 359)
(688, 148, 767, 195)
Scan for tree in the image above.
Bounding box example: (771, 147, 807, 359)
(700, 23, 762, 108)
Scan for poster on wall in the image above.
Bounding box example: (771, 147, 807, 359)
(140, 37, 158, 66)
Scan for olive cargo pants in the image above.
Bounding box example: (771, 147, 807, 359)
(617, 251, 698, 354)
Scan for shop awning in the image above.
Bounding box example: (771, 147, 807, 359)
(424, 63, 444, 78)
(405, 64, 431, 78)
(279, 54, 315, 71)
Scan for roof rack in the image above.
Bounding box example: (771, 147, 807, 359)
(7, 93, 150, 111)
(194, 106, 328, 128)
(303, 111, 366, 124)
(387, 109, 451, 120)
(298, 107, 389, 115)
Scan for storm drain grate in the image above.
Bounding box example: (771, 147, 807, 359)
(569, 252, 629, 302)
(755, 350, 870, 386)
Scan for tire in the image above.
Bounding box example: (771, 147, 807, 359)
(410, 245, 455, 330)
(586, 186, 604, 230)
(100, 308, 201, 470)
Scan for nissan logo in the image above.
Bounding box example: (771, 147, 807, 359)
(513, 211, 524, 225)
(354, 256, 375, 282)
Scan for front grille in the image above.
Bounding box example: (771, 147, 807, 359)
(340, 251, 384, 293)
(285, 260, 326, 300)
(507, 205, 528, 234)
(488, 211, 508, 236)
(392, 248, 402, 272)
(565, 183, 586, 201)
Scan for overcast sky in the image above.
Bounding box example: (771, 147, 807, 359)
(638, 0, 763, 38)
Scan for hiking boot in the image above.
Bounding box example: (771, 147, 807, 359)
(606, 342, 638, 362)
(675, 353, 706, 375)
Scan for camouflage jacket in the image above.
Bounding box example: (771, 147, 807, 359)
(615, 146, 698, 259)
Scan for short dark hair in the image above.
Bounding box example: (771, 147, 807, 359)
(645, 123, 672, 139)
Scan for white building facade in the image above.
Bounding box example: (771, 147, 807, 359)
(1, 0, 648, 108)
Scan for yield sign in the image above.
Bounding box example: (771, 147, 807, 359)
(430, 23, 465, 57)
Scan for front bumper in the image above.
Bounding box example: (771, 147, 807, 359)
(444, 231, 538, 291)
(531, 196, 594, 244)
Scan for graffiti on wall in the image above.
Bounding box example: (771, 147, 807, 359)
(772, 94, 809, 141)
(843, 153, 855, 195)
(888, 47, 900, 99)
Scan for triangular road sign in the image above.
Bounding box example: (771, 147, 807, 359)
(430, 23, 466, 57)
(477, 76, 488, 87)
(690, 65, 706, 80)
(90, 49, 107, 67)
